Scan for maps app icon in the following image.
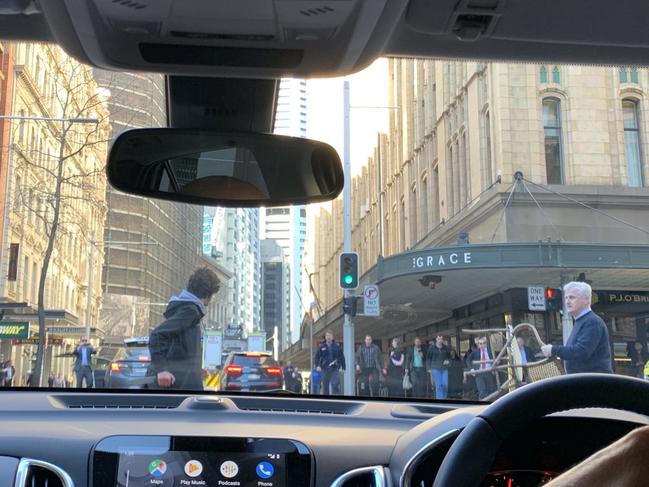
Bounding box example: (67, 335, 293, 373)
(148, 459, 167, 477)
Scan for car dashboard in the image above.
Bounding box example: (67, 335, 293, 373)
(0, 390, 646, 487)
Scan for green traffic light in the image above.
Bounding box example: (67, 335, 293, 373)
(344, 275, 353, 285)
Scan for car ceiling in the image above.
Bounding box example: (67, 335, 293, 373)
(3, 0, 649, 79)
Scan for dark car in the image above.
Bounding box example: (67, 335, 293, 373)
(219, 352, 283, 392)
(104, 338, 155, 389)
(92, 355, 113, 389)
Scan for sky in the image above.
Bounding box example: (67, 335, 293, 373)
(306, 58, 390, 177)
(300, 59, 390, 306)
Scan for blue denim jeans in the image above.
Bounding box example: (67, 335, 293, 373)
(432, 368, 448, 399)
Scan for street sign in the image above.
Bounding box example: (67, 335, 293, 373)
(203, 331, 223, 369)
(0, 322, 29, 339)
(527, 286, 547, 311)
(248, 332, 266, 352)
(363, 285, 380, 317)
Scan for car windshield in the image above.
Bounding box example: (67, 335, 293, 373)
(0, 42, 647, 402)
(231, 355, 276, 367)
(114, 347, 150, 362)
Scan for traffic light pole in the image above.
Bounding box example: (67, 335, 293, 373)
(560, 273, 573, 344)
(342, 80, 355, 396)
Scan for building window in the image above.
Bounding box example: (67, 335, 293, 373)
(552, 66, 561, 84)
(421, 177, 429, 232)
(620, 68, 639, 84)
(400, 200, 406, 251)
(8, 244, 19, 281)
(483, 111, 493, 189)
(410, 187, 417, 246)
(623, 99, 644, 187)
(543, 98, 564, 184)
(540, 66, 548, 84)
(433, 166, 440, 225)
(541, 66, 561, 84)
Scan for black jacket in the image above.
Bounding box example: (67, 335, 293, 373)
(314, 341, 346, 371)
(149, 300, 204, 390)
(71, 345, 96, 372)
(427, 344, 451, 370)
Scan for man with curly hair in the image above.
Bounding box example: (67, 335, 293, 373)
(149, 267, 221, 390)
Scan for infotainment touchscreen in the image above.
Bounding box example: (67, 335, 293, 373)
(92, 436, 311, 487)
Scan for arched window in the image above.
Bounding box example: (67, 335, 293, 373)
(540, 66, 548, 84)
(623, 99, 644, 187)
(543, 98, 564, 184)
(620, 68, 640, 84)
(552, 66, 561, 84)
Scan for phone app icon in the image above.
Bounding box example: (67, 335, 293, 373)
(256, 461, 275, 479)
(185, 460, 203, 478)
(220, 460, 239, 478)
(148, 459, 167, 477)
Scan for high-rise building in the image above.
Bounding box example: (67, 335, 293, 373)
(93, 70, 228, 336)
(210, 207, 261, 332)
(261, 240, 290, 351)
(261, 207, 307, 345)
(275, 79, 307, 138)
(262, 78, 309, 345)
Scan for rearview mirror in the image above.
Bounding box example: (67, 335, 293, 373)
(107, 129, 344, 207)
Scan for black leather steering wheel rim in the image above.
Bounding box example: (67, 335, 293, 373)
(433, 374, 649, 487)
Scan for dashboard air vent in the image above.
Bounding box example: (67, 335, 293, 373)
(299, 6, 335, 16)
(331, 466, 388, 487)
(49, 394, 185, 409)
(231, 397, 363, 415)
(111, 0, 148, 10)
(15, 459, 74, 487)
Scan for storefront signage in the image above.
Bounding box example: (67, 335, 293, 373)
(411, 252, 473, 269)
(599, 291, 649, 305)
(0, 322, 29, 339)
(46, 326, 101, 336)
(11, 337, 64, 346)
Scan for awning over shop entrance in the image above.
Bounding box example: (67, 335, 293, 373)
(284, 242, 649, 367)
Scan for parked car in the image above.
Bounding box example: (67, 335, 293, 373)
(104, 337, 154, 389)
(218, 352, 283, 392)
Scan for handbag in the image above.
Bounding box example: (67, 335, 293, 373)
(402, 370, 413, 390)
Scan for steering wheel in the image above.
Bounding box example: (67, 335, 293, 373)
(433, 374, 649, 487)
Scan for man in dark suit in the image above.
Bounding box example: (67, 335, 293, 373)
(516, 336, 536, 365)
(541, 281, 613, 374)
(72, 337, 97, 388)
(468, 337, 496, 400)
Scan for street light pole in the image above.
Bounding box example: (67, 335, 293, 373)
(342, 81, 354, 396)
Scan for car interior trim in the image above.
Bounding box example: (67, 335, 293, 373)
(399, 429, 460, 487)
(14, 458, 75, 487)
(330, 465, 389, 487)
